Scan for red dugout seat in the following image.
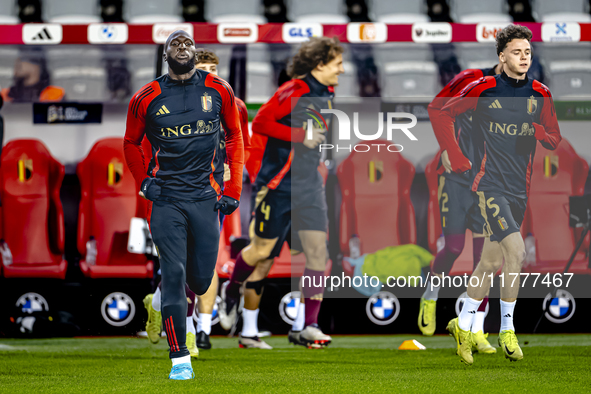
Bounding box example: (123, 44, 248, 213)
(76, 138, 153, 279)
(337, 141, 416, 276)
(1, 139, 67, 279)
(425, 153, 476, 276)
(521, 139, 590, 274)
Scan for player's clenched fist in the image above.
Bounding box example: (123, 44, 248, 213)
(214, 195, 239, 215)
(303, 125, 326, 149)
(140, 177, 165, 201)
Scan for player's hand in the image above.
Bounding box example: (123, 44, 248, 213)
(302, 126, 326, 149)
(223, 163, 231, 182)
(446, 150, 472, 174)
(441, 150, 452, 173)
(532, 122, 545, 141)
(140, 177, 165, 201)
(214, 195, 239, 215)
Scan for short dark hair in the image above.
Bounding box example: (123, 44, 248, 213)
(496, 25, 532, 55)
(195, 48, 219, 65)
(287, 37, 344, 78)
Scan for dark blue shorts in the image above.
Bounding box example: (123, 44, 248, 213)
(474, 190, 527, 242)
(438, 176, 486, 236)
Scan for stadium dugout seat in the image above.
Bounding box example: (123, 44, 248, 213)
(126, 46, 156, 95)
(455, 43, 501, 71)
(125, 0, 183, 23)
(337, 141, 416, 276)
(0, 1, 19, 24)
(76, 138, 154, 279)
(424, 153, 476, 276)
(521, 139, 591, 275)
(246, 45, 275, 103)
(334, 61, 360, 100)
(531, 0, 590, 22)
(370, 0, 430, 23)
(206, 0, 266, 23)
(449, 0, 510, 23)
(287, 0, 349, 23)
(44, 0, 102, 23)
(374, 43, 433, 66)
(380, 61, 440, 100)
(0, 139, 67, 279)
(47, 48, 109, 102)
(547, 61, 591, 99)
(0, 47, 19, 92)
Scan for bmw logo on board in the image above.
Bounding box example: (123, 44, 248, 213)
(16, 293, 49, 313)
(101, 292, 136, 327)
(543, 289, 576, 324)
(366, 291, 400, 325)
(279, 291, 301, 325)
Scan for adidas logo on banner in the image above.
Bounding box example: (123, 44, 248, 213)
(489, 99, 502, 109)
(23, 24, 63, 45)
(156, 105, 170, 115)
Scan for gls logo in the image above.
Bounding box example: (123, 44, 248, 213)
(282, 23, 323, 43)
(314, 109, 418, 153)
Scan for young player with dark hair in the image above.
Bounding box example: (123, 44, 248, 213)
(218, 37, 344, 349)
(438, 25, 561, 365)
(419, 63, 502, 355)
(124, 30, 244, 380)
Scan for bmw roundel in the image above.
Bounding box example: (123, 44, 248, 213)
(279, 291, 301, 325)
(543, 290, 576, 324)
(366, 291, 400, 325)
(455, 291, 489, 317)
(16, 293, 49, 313)
(101, 292, 136, 327)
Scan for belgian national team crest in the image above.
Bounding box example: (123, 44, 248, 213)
(201, 92, 212, 112)
(527, 95, 537, 115)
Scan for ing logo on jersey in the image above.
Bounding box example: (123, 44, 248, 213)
(527, 96, 537, 115)
(202, 92, 213, 112)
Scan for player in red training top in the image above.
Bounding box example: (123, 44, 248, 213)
(124, 30, 244, 380)
(438, 25, 561, 365)
(141, 48, 251, 355)
(419, 63, 501, 354)
(218, 37, 344, 349)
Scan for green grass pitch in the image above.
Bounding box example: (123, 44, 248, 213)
(1, 334, 590, 393)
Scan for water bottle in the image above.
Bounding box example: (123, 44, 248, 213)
(0, 239, 13, 266)
(349, 234, 361, 259)
(524, 233, 536, 267)
(86, 236, 97, 266)
(436, 234, 445, 253)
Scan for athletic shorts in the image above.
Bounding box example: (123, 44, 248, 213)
(474, 190, 527, 242)
(251, 185, 327, 258)
(438, 176, 486, 236)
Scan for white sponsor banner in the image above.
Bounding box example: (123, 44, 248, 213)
(88, 23, 128, 44)
(542, 22, 581, 42)
(23, 24, 63, 45)
(411, 22, 452, 43)
(476, 23, 511, 43)
(217, 23, 259, 43)
(152, 23, 194, 44)
(347, 23, 387, 43)
(282, 23, 323, 43)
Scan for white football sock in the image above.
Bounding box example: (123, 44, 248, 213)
(422, 277, 441, 301)
(241, 308, 259, 337)
(500, 300, 516, 332)
(458, 297, 482, 331)
(152, 287, 161, 312)
(292, 302, 305, 331)
(172, 355, 191, 366)
(197, 313, 212, 335)
(186, 316, 196, 335)
(471, 311, 486, 333)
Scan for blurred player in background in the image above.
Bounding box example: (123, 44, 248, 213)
(124, 30, 244, 380)
(218, 37, 344, 349)
(420, 63, 502, 356)
(438, 25, 561, 365)
(142, 48, 251, 353)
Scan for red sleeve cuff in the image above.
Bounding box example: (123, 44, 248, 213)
(293, 128, 305, 143)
